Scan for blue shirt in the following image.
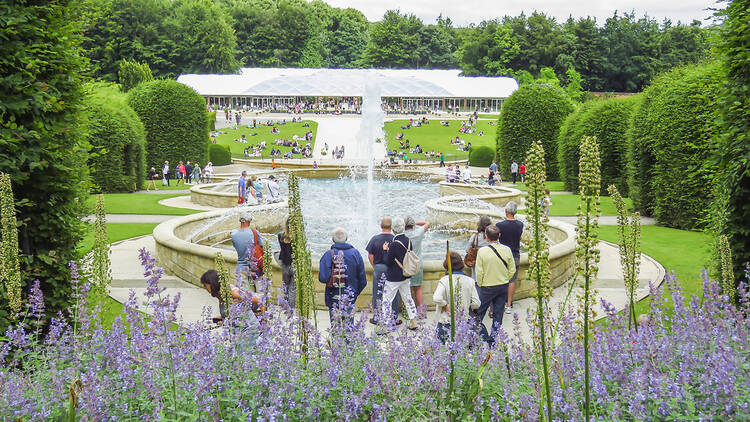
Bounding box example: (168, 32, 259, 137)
(238, 176, 246, 197)
(231, 228, 264, 266)
(489, 163, 498, 173)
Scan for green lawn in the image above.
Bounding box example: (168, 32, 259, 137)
(476, 113, 500, 120)
(87, 193, 199, 215)
(78, 222, 160, 254)
(598, 226, 713, 315)
(212, 120, 318, 159)
(137, 182, 193, 191)
(548, 194, 634, 216)
(505, 180, 567, 192)
(383, 119, 497, 161)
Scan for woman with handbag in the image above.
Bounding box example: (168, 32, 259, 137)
(464, 216, 492, 279)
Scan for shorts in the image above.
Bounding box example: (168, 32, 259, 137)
(509, 256, 520, 283)
(409, 269, 423, 287)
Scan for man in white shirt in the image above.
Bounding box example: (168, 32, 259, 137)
(462, 165, 472, 183)
(266, 175, 281, 201)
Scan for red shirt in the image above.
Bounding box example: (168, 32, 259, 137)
(519, 164, 526, 174)
(178, 165, 186, 175)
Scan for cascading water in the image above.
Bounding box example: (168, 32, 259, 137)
(356, 79, 386, 232)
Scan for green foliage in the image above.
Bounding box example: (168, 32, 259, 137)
(207, 112, 216, 132)
(496, 84, 573, 180)
(0, 0, 90, 318)
(713, 0, 750, 290)
(468, 146, 495, 167)
(609, 185, 641, 330)
(626, 63, 721, 229)
(458, 20, 518, 76)
(564, 68, 584, 102)
(0, 173, 22, 319)
(558, 96, 637, 194)
(89, 195, 112, 305)
(118, 59, 154, 92)
(128, 80, 208, 169)
(85, 82, 146, 193)
(208, 144, 232, 166)
(362, 10, 423, 68)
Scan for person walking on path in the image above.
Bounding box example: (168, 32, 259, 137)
(404, 216, 430, 310)
(318, 228, 367, 327)
(473, 225, 515, 345)
(382, 217, 419, 330)
(519, 163, 526, 183)
(162, 161, 170, 186)
(495, 201, 523, 313)
(433, 252, 480, 343)
(192, 163, 201, 184)
(510, 161, 519, 184)
(439, 152, 445, 167)
(366, 218, 401, 325)
(185, 162, 194, 184)
(238, 171, 247, 204)
(277, 218, 295, 308)
(176, 161, 186, 186)
(146, 167, 159, 191)
(462, 165, 472, 183)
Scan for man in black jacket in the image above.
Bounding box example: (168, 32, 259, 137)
(382, 217, 418, 330)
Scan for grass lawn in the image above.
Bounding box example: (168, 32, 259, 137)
(78, 222, 160, 254)
(87, 193, 199, 215)
(504, 180, 567, 192)
(137, 182, 193, 191)
(598, 226, 713, 315)
(548, 194, 634, 216)
(383, 119, 497, 161)
(212, 120, 318, 159)
(476, 113, 500, 120)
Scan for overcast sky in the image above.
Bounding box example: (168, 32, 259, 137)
(318, 0, 719, 26)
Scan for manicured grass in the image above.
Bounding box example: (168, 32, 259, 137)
(383, 119, 497, 161)
(212, 120, 318, 159)
(548, 194, 633, 216)
(87, 193, 199, 215)
(476, 113, 500, 120)
(504, 180, 567, 192)
(138, 181, 193, 191)
(78, 222, 159, 254)
(598, 226, 713, 315)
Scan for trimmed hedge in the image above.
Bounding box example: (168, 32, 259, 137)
(208, 144, 232, 166)
(86, 83, 146, 192)
(496, 84, 573, 180)
(207, 111, 216, 132)
(557, 96, 637, 195)
(627, 62, 721, 229)
(127, 80, 208, 170)
(469, 146, 495, 167)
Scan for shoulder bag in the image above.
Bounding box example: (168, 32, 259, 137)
(464, 234, 479, 267)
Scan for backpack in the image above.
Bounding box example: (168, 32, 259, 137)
(251, 229, 264, 273)
(393, 238, 421, 277)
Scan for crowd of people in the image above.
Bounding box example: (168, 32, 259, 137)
(237, 171, 282, 205)
(146, 160, 215, 190)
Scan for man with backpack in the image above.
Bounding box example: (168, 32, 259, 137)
(318, 228, 367, 328)
(231, 212, 264, 288)
(381, 217, 419, 330)
(473, 225, 515, 345)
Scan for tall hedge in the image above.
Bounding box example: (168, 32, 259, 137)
(469, 146, 495, 167)
(0, 0, 90, 323)
(626, 62, 721, 229)
(86, 83, 146, 192)
(558, 96, 637, 194)
(496, 84, 573, 180)
(128, 80, 208, 169)
(208, 144, 232, 166)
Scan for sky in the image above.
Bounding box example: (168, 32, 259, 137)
(317, 0, 719, 26)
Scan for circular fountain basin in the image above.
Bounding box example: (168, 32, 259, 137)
(155, 175, 575, 310)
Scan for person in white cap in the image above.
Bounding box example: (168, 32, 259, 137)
(231, 212, 264, 286)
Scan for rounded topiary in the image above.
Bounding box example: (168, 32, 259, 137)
(127, 80, 208, 169)
(86, 83, 146, 192)
(469, 146, 495, 167)
(208, 144, 232, 166)
(627, 62, 721, 229)
(496, 84, 573, 180)
(558, 96, 638, 195)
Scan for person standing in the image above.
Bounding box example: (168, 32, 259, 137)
(510, 161, 519, 184)
(318, 228, 367, 327)
(382, 217, 418, 330)
(489, 161, 498, 175)
(146, 167, 159, 191)
(176, 161, 186, 186)
(238, 171, 247, 204)
(366, 217, 400, 325)
(252, 176, 264, 201)
(462, 165, 472, 183)
(185, 161, 194, 184)
(266, 175, 280, 201)
(496, 201, 523, 313)
(439, 152, 445, 167)
(231, 213, 264, 285)
(404, 216, 429, 310)
(519, 162, 526, 183)
(204, 162, 214, 183)
(473, 225, 515, 344)
(161, 161, 170, 186)
(277, 218, 295, 308)
(465, 216, 492, 279)
(432, 251, 480, 343)
(192, 163, 201, 184)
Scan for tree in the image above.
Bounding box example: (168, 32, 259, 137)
(326, 9, 369, 67)
(496, 84, 573, 180)
(128, 80, 208, 169)
(118, 59, 154, 91)
(564, 68, 584, 101)
(0, 0, 91, 319)
(458, 20, 518, 76)
(361, 10, 423, 68)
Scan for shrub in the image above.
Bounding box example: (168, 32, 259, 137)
(496, 84, 573, 180)
(85, 83, 146, 192)
(468, 146, 494, 167)
(558, 96, 638, 194)
(0, 0, 90, 324)
(207, 111, 216, 132)
(627, 63, 721, 229)
(117, 59, 153, 92)
(208, 143, 232, 166)
(127, 80, 208, 170)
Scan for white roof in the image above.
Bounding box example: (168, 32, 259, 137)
(177, 68, 518, 99)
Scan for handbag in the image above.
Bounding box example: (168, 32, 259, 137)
(251, 229, 264, 274)
(464, 234, 479, 267)
(393, 238, 421, 277)
(162, 177, 167, 185)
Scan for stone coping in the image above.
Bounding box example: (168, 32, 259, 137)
(231, 158, 468, 169)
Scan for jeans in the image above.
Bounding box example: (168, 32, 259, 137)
(281, 263, 296, 308)
(382, 280, 417, 320)
(473, 283, 509, 343)
(512, 172, 517, 184)
(371, 263, 400, 320)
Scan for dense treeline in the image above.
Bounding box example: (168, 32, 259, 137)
(79, 0, 710, 92)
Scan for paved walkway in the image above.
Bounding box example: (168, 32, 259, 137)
(108, 234, 663, 343)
